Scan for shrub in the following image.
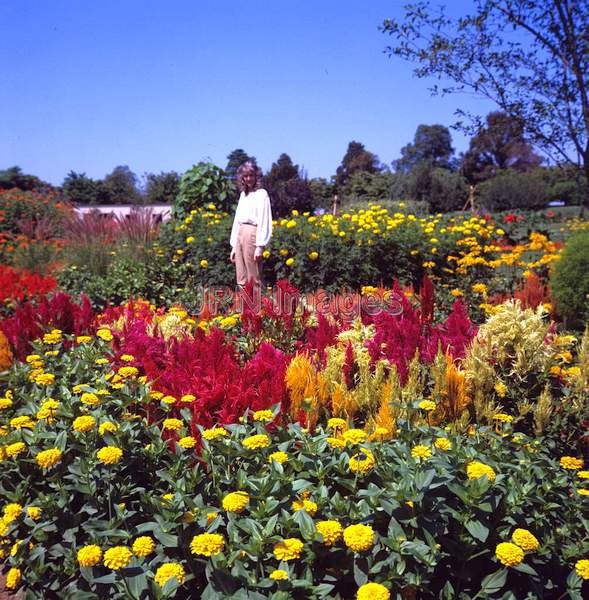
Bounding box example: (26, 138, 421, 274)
(175, 163, 235, 218)
(551, 231, 589, 328)
(477, 169, 549, 211)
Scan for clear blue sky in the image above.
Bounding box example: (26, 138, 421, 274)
(1, 0, 492, 186)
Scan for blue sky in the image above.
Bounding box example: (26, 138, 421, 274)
(1, 0, 493, 185)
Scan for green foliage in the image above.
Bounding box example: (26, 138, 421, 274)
(335, 142, 380, 188)
(477, 170, 549, 212)
(143, 172, 180, 205)
(175, 163, 235, 218)
(551, 231, 589, 329)
(308, 178, 335, 208)
(340, 171, 394, 206)
(264, 154, 315, 218)
(102, 166, 142, 205)
(0, 166, 48, 191)
(407, 165, 469, 212)
(62, 172, 106, 206)
(394, 124, 454, 173)
(225, 149, 255, 182)
(1, 341, 589, 598)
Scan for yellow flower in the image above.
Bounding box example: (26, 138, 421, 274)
(98, 421, 118, 435)
(132, 536, 156, 557)
(434, 438, 452, 451)
(10, 415, 35, 430)
(118, 366, 138, 378)
(472, 283, 488, 294)
(308, 251, 319, 260)
(343, 524, 375, 552)
(560, 456, 584, 470)
(279, 248, 289, 256)
(206, 512, 218, 523)
(273, 538, 304, 561)
(154, 562, 186, 587)
(327, 417, 347, 431)
(178, 436, 196, 449)
(342, 429, 366, 445)
(186, 236, 195, 244)
(190, 533, 225, 557)
(26, 506, 42, 521)
(26, 354, 41, 363)
(200, 259, 209, 268)
(3, 503, 22, 522)
(149, 391, 164, 400)
(5, 442, 26, 458)
(349, 448, 376, 474)
(161, 395, 177, 405)
(222, 491, 250, 513)
(103, 546, 133, 569)
(252, 409, 274, 422)
(43, 329, 63, 344)
(73, 415, 96, 433)
(411, 445, 432, 460)
(578, 471, 589, 479)
(493, 413, 513, 423)
(316, 520, 343, 546)
(77, 544, 103, 567)
(96, 328, 114, 342)
(285, 257, 295, 267)
(243, 434, 270, 449)
(269, 569, 289, 580)
(181, 394, 196, 403)
(96, 446, 123, 465)
(163, 418, 184, 431)
(35, 448, 63, 469)
(575, 559, 589, 580)
(512, 529, 539, 552)
(326, 436, 346, 449)
(80, 392, 100, 406)
(494, 382, 508, 397)
(269, 451, 288, 464)
(95, 358, 109, 365)
(202, 427, 228, 441)
(262, 250, 270, 259)
(418, 400, 436, 412)
(37, 398, 60, 421)
(0, 397, 13, 410)
(495, 542, 524, 567)
(35, 372, 56, 386)
(5, 567, 21, 589)
(467, 461, 496, 482)
(450, 289, 463, 297)
(578, 489, 589, 496)
(357, 582, 390, 600)
(292, 498, 318, 516)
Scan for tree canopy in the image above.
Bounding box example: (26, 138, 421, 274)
(335, 141, 380, 187)
(394, 124, 454, 173)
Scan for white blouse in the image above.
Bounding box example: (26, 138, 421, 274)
(229, 188, 273, 249)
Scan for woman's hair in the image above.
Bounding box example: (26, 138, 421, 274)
(236, 160, 263, 194)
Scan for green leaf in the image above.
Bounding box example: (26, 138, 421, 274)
(479, 569, 507, 594)
(293, 509, 316, 540)
(465, 520, 489, 542)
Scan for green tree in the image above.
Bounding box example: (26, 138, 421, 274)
(225, 149, 255, 181)
(175, 162, 235, 217)
(335, 141, 380, 187)
(406, 163, 469, 212)
(0, 166, 47, 191)
(382, 0, 589, 208)
(263, 153, 314, 217)
(143, 171, 180, 205)
(394, 124, 454, 173)
(341, 171, 395, 205)
(308, 177, 335, 207)
(461, 112, 543, 184)
(102, 166, 141, 205)
(62, 171, 104, 205)
(477, 169, 549, 211)
(265, 153, 300, 188)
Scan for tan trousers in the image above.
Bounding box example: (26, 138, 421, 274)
(235, 223, 262, 287)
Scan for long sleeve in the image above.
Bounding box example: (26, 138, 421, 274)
(255, 189, 273, 247)
(229, 194, 243, 249)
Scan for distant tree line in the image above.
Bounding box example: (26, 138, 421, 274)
(1, 109, 586, 216)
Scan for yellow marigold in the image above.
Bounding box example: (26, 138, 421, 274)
(0, 397, 13, 410)
(120, 354, 135, 362)
(252, 409, 274, 422)
(292, 498, 318, 516)
(493, 413, 513, 423)
(95, 358, 109, 365)
(37, 398, 60, 421)
(273, 538, 304, 561)
(349, 448, 376, 474)
(35, 372, 56, 386)
(10, 415, 35, 430)
(450, 289, 463, 297)
(207, 512, 218, 523)
(327, 417, 347, 431)
(285, 257, 295, 266)
(222, 491, 250, 513)
(43, 329, 62, 344)
(77, 544, 102, 567)
(342, 429, 366, 445)
(418, 400, 436, 412)
(162, 418, 184, 431)
(326, 436, 346, 449)
(178, 436, 196, 449)
(73, 415, 96, 433)
(243, 434, 270, 449)
(472, 283, 487, 294)
(26, 354, 41, 363)
(96, 328, 113, 342)
(190, 533, 225, 557)
(118, 366, 138, 378)
(467, 461, 496, 482)
(22, 508, 40, 524)
(132, 536, 156, 557)
(512, 528, 539, 552)
(343, 524, 375, 552)
(76, 335, 92, 343)
(316, 520, 343, 546)
(578, 471, 589, 479)
(5, 567, 21, 589)
(35, 448, 62, 469)
(5, 442, 26, 458)
(269, 451, 288, 464)
(155, 562, 186, 587)
(434, 438, 452, 451)
(200, 259, 209, 268)
(96, 446, 123, 465)
(3, 503, 22, 522)
(411, 445, 432, 460)
(494, 382, 508, 397)
(357, 582, 390, 600)
(575, 559, 589, 580)
(98, 421, 118, 435)
(80, 392, 100, 406)
(269, 569, 289, 580)
(202, 427, 228, 441)
(180, 394, 196, 403)
(103, 546, 133, 569)
(149, 390, 164, 400)
(560, 456, 584, 470)
(161, 395, 177, 405)
(578, 489, 589, 496)
(495, 542, 524, 567)
(308, 251, 319, 260)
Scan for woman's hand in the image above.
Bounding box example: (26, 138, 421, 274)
(230, 249, 236, 263)
(254, 247, 263, 261)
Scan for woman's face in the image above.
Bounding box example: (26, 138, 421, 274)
(243, 172, 256, 187)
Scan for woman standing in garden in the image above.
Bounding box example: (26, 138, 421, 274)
(229, 161, 273, 289)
